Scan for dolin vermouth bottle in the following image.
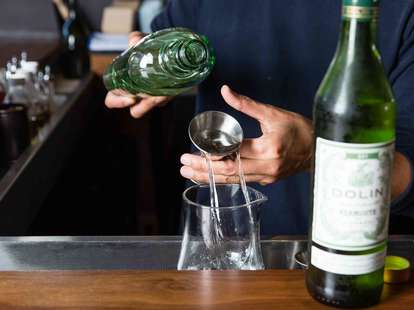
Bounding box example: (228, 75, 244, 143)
(103, 27, 215, 97)
(306, 0, 396, 307)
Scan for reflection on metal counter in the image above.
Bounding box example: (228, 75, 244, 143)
(0, 236, 410, 271)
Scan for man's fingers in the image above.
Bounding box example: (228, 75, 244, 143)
(181, 154, 237, 175)
(221, 85, 269, 123)
(181, 153, 278, 177)
(129, 96, 170, 118)
(106, 91, 171, 118)
(180, 153, 207, 170)
(128, 31, 146, 47)
(180, 166, 267, 184)
(105, 92, 136, 108)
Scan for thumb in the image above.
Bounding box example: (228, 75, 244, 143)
(221, 85, 267, 123)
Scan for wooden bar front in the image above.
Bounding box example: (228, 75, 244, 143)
(0, 270, 412, 309)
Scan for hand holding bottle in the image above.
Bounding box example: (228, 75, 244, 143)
(104, 31, 173, 118)
(179, 85, 314, 185)
(105, 28, 215, 118)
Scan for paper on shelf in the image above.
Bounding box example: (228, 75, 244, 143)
(88, 32, 129, 52)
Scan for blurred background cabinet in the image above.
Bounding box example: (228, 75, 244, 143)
(0, 0, 193, 236)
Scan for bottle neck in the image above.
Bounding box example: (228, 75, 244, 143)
(337, 2, 379, 60)
(162, 39, 209, 76)
(68, 0, 78, 19)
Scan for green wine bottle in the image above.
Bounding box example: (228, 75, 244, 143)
(103, 27, 215, 97)
(62, 0, 90, 79)
(306, 0, 396, 308)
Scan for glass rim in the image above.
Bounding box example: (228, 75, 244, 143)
(182, 183, 268, 210)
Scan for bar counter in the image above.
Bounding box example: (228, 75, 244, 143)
(0, 236, 411, 309)
(0, 73, 100, 234)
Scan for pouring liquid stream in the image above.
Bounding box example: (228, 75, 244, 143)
(202, 150, 263, 269)
(203, 152, 224, 268)
(236, 151, 263, 267)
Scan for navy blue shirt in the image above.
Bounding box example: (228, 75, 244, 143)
(152, 0, 414, 235)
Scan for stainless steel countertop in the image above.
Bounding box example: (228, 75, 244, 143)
(0, 235, 411, 271)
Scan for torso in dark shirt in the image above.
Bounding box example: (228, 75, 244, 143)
(152, 0, 414, 235)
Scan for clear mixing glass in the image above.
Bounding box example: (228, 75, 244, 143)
(178, 184, 267, 270)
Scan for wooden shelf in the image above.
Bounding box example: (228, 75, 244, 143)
(91, 52, 118, 76)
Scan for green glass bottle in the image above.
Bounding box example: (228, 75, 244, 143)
(103, 27, 215, 97)
(306, 0, 396, 308)
(62, 0, 90, 79)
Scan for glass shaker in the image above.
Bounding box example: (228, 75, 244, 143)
(5, 71, 47, 135)
(21, 61, 51, 126)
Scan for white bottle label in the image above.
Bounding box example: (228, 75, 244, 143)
(312, 138, 394, 252)
(311, 246, 386, 275)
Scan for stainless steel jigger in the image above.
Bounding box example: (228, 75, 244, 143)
(188, 111, 243, 156)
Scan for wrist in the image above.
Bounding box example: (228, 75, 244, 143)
(298, 116, 314, 172)
(391, 151, 413, 200)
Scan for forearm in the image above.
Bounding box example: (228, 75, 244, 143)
(391, 152, 413, 200)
